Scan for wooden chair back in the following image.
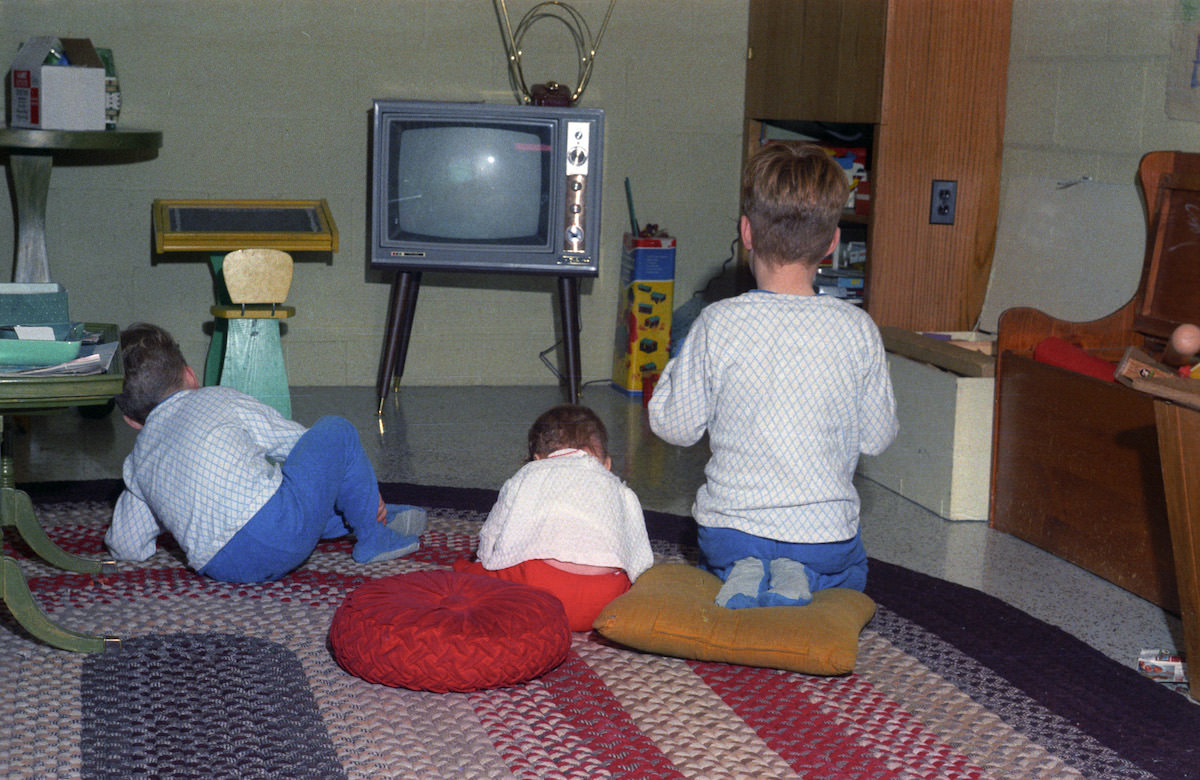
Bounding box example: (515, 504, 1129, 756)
(988, 150, 1200, 612)
(222, 248, 293, 305)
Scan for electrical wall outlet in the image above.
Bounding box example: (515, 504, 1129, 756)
(930, 180, 957, 225)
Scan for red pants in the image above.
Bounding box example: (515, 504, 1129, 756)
(453, 559, 631, 632)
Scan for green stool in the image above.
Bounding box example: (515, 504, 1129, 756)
(210, 249, 295, 418)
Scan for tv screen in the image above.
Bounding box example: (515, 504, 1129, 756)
(370, 100, 604, 277)
(387, 123, 550, 245)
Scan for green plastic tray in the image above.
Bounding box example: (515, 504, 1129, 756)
(0, 324, 122, 412)
(0, 339, 82, 366)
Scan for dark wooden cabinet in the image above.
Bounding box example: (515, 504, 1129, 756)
(743, 0, 1012, 331)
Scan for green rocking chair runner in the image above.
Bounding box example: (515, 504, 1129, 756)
(210, 248, 296, 418)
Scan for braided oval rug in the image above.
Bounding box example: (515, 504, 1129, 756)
(2, 480, 1198, 780)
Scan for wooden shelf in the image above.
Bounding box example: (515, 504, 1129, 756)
(743, 0, 1012, 331)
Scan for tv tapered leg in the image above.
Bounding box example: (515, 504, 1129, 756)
(377, 271, 421, 414)
(558, 275, 581, 404)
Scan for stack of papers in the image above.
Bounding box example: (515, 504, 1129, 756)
(0, 341, 117, 377)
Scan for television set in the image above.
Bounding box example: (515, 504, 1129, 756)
(369, 99, 604, 277)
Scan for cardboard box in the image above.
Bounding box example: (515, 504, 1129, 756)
(857, 329, 995, 521)
(612, 234, 675, 394)
(1137, 649, 1188, 684)
(9, 36, 106, 130)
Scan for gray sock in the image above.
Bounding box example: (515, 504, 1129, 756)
(715, 557, 766, 608)
(386, 504, 428, 536)
(763, 558, 813, 606)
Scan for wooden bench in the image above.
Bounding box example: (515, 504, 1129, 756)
(991, 151, 1200, 615)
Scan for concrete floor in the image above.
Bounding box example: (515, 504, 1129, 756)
(9, 382, 1185, 676)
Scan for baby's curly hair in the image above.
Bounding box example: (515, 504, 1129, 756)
(114, 322, 189, 425)
(527, 404, 609, 461)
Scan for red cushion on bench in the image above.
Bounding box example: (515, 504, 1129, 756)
(329, 570, 571, 692)
(1033, 337, 1118, 382)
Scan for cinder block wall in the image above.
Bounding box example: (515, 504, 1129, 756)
(983, 0, 1200, 330)
(0, 1, 747, 387)
(4, 1, 1195, 379)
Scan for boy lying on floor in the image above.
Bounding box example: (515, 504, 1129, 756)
(104, 322, 422, 582)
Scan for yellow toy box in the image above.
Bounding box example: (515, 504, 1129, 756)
(612, 234, 675, 394)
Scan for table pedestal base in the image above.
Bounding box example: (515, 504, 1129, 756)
(0, 413, 119, 652)
(218, 318, 292, 418)
(1, 486, 119, 652)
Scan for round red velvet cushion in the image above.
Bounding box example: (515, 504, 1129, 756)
(329, 570, 571, 692)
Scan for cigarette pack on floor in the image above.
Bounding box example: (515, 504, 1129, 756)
(1136, 649, 1187, 683)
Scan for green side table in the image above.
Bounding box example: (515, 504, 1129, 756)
(0, 323, 123, 652)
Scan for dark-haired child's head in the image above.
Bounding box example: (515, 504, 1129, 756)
(741, 140, 849, 267)
(527, 404, 609, 463)
(114, 322, 193, 426)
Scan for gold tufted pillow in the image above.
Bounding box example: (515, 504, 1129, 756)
(593, 563, 875, 675)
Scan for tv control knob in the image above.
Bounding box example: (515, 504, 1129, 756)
(565, 225, 585, 242)
(568, 146, 588, 167)
(569, 177, 584, 192)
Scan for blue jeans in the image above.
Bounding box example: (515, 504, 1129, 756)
(697, 524, 868, 593)
(200, 416, 379, 582)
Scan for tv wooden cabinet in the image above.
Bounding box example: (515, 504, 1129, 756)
(743, 0, 1012, 332)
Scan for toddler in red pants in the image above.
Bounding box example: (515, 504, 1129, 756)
(454, 404, 653, 631)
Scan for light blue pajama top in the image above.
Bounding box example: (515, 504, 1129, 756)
(648, 291, 897, 544)
(105, 386, 307, 569)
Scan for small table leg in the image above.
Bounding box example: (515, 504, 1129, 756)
(3, 487, 116, 574)
(8, 151, 52, 284)
(2, 556, 119, 652)
(0, 420, 118, 651)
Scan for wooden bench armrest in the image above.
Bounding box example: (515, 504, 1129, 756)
(996, 304, 1141, 360)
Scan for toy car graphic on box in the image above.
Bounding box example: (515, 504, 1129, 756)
(1137, 649, 1187, 683)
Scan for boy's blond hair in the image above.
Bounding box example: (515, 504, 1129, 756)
(741, 141, 849, 266)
